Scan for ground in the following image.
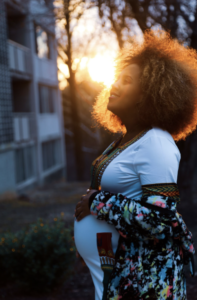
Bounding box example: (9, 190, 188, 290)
(0, 180, 196, 299)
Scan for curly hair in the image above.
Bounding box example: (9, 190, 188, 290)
(91, 29, 197, 141)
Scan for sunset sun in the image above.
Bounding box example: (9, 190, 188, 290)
(87, 54, 115, 87)
(58, 54, 116, 88)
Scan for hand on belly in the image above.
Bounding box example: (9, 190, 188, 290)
(75, 188, 98, 222)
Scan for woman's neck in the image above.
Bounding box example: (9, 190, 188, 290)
(120, 125, 150, 146)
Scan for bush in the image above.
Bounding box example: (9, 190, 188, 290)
(0, 216, 76, 293)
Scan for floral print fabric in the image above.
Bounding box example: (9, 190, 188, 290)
(89, 185, 195, 300)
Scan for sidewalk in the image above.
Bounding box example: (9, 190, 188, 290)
(0, 180, 90, 233)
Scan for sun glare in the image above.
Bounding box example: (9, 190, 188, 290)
(88, 54, 115, 87)
(58, 54, 116, 88)
(58, 63, 69, 78)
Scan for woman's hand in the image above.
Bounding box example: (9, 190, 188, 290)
(75, 189, 98, 222)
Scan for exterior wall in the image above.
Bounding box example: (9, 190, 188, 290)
(0, 0, 66, 195)
(28, 0, 66, 184)
(0, 149, 16, 194)
(0, 0, 16, 194)
(0, 1, 13, 144)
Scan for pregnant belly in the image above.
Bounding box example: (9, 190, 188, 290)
(74, 215, 120, 261)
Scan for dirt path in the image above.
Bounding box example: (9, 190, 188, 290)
(0, 181, 90, 233)
(0, 258, 95, 300)
(1, 262, 196, 300)
(1, 259, 196, 300)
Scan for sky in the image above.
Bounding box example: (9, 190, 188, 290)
(55, 3, 143, 89)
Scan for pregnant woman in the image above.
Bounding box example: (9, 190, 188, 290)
(74, 29, 196, 300)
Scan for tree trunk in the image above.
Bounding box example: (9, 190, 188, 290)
(64, 0, 84, 180)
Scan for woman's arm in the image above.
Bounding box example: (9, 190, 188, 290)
(89, 187, 177, 240)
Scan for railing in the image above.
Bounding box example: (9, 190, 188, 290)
(34, 55, 58, 83)
(8, 40, 32, 74)
(13, 113, 36, 142)
(38, 113, 60, 139)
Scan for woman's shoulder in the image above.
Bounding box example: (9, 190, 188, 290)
(144, 126, 175, 144)
(135, 126, 181, 161)
(139, 126, 178, 147)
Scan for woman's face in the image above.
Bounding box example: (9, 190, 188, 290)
(107, 64, 142, 121)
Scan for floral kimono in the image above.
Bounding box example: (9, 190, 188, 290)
(88, 185, 195, 300)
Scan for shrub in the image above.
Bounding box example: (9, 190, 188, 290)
(0, 216, 76, 293)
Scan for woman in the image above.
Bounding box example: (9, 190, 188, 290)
(74, 29, 196, 300)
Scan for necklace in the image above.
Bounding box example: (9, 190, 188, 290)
(90, 127, 152, 190)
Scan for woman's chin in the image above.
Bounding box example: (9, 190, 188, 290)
(107, 102, 115, 113)
(107, 104, 119, 118)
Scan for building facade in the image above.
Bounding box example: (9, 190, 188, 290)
(0, 0, 66, 195)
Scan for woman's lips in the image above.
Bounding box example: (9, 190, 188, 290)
(109, 95, 120, 100)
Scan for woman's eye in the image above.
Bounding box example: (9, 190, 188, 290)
(123, 79, 131, 84)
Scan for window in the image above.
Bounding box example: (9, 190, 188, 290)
(39, 85, 56, 113)
(15, 146, 35, 183)
(42, 139, 60, 171)
(35, 25, 50, 59)
(38, 0, 53, 7)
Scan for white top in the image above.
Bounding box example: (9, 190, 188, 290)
(100, 126, 181, 199)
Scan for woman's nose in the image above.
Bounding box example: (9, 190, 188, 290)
(112, 79, 120, 91)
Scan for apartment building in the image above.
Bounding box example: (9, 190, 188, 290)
(0, 0, 65, 195)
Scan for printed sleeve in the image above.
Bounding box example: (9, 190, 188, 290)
(89, 189, 177, 240)
(89, 135, 181, 241)
(89, 188, 195, 277)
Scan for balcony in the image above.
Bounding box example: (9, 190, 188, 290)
(34, 56, 58, 85)
(13, 113, 36, 142)
(8, 40, 32, 76)
(38, 113, 61, 140)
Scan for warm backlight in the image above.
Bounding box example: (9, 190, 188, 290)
(87, 54, 115, 87)
(58, 54, 116, 88)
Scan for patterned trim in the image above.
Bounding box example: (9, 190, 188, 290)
(97, 232, 115, 265)
(102, 136, 122, 155)
(96, 232, 115, 300)
(90, 127, 152, 190)
(142, 183, 180, 204)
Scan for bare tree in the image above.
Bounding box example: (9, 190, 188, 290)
(94, 0, 195, 50)
(54, 0, 95, 180)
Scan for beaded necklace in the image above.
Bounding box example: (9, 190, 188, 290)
(90, 127, 152, 190)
